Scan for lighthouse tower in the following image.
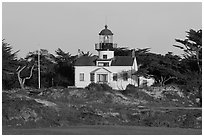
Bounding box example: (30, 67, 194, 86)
(95, 25, 117, 59)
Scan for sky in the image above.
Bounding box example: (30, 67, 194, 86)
(2, 2, 202, 58)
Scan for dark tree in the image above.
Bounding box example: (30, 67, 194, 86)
(135, 52, 183, 86)
(174, 29, 202, 106)
(79, 51, 93, 57)
(55, 48, 76, 87)
(2, 40, 19, 89)
(174, 29, 202, 73)
(113, 47, 150, 57)
(113, 47, 131, 56)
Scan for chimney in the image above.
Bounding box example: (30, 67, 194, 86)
(78, 49, 81, 57)
(132, 49, 136, 58)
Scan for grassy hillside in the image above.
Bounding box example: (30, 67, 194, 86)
(2, 85, 202, 129)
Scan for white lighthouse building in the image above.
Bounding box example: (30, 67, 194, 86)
(74, 25, 153, 90)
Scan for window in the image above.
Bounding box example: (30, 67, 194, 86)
(90, 73, 95, 82)
(103, 55, 107, 59)
(123, 73, 128, 81)
(104, 36, 109, 43)
(98, 62, 109, 66)
(79, 73, 84, 81)
(98, 62, 103, 66)
(104, 63, 109, 66)
(113, 73, 117, 81)
(97, 74, 108, 82)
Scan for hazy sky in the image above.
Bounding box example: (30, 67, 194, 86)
(2, 2, 202, 58)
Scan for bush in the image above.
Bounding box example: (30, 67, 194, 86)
(125, 84, 138, 90)
(123, 84, 139, 95)
(85, 83, 112, 91)
(100, 83, 112, 91)
(123, 84, 154, 101)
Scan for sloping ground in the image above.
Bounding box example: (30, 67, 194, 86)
(2, 86, 202, 130)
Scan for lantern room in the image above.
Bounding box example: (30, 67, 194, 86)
(95, 25, 117, 51)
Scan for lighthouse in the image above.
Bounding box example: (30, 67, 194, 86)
(74, 24, 149, 90)
(95, 25, 117, 59)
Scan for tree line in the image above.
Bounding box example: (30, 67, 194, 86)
(2, 29, 202, 104)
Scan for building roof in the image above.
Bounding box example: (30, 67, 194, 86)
(75, 55, 134, 66)
(111, 56, 134, 66)
(74, 55, 97, 66)
(96, 58, 112, 61)
(99, 25, 113, 35)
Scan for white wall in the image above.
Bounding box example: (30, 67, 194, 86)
(108, 66, 138, 90)
(139, 76, 155, 86)
(98, 51, 114, 59)
(75, 65, 138, 90)
(75, 66, 96, 88)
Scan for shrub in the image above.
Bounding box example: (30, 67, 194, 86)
(163, 90, 180, 100)
(126, 84, 138, 90)
(100, 83, 112, 91)
(141, 116, 157, 127)
(124, 84, 153, 101)
(85, 83, 101, 91)
(123, 84, 139, 95)
(85, 83, 112, 91)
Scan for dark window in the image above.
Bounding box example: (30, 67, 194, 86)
(104, 63, 109, 66)
(113, 73, 117, 81)
(123, 73, 128, 81)
(80, 73, 84, 81)
(103, 55, 107, 59)
(90, 73, 95, 82)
